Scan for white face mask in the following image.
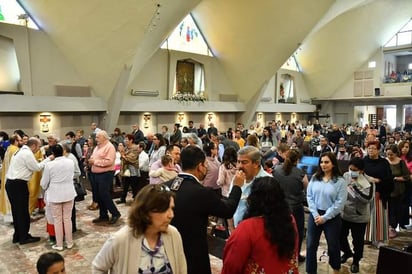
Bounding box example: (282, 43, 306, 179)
(350, 170, 359, 179)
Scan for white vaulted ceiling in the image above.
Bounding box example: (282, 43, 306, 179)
(18, 0, 412, 101)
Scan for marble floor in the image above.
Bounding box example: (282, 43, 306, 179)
(0, 189, 411, 273)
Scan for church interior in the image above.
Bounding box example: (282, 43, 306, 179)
(1, 0, 412, 273)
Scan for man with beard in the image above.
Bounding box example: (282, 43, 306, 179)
(166, 146, 244, 274)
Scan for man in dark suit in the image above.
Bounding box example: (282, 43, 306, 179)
(377, 120, 387, 145)
(197, 123, 208, 144)
(207, 122, 218, 141)
(131, 123, 144, 144)
(170, 123, 182, 145)
(166, 146, 244, 274)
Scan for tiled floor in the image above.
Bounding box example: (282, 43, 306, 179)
(0, 189, 411, 273)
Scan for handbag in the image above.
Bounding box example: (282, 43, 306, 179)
(74, 180, 87, 201)
(123, 168, 131, 177)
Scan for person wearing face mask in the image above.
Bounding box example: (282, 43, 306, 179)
(340, 157, 375, 273)
(165, 146, 244, 274)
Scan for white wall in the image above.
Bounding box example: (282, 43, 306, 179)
(128, 49, 236, 102)
(0, 23, 89, 96)
(0, 35, 20, 91)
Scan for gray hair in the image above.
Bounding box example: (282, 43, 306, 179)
(238, 145, 261, 163)
(97, 130, 110, 140)
(27, 137, 41, 147)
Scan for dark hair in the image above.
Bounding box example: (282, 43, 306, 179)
(14, 129, 25, 138)
(264, 159, 273, 169)
(398, 141, 412, 162)
(180, 146, 205, 171)
(125, 134, 135, 142)
(138, 141, 146, 150)
(262, 126, 273, 140)
(222, 146, 237, 169)
(0, 131, 9, 140)
(166, 144, 179, 154)
(65, 131, 75, 138)
(51, 145, 64, 157)
(348, 157, 364, 170)
(243, 177, 295, 259)
(385, 144, 400, 157)
(154, 133, 166, 148)
(283, 149, 301, 175)
(203, 142, 216, 157)
(128, 184, 175, 237)
(313, 152, 342, 181)
(36, 252, 64, 274)
(366, 140, 381, 149)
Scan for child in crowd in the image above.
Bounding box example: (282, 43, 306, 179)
(36, 252, 65, 274)
(264, 159, 274, 174)
(149, 154, 178, 183)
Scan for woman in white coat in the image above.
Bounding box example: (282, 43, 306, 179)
(41, 144, 76, 251)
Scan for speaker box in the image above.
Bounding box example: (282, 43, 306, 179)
(375, 88, 380, 96)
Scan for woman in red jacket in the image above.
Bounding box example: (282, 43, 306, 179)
(222, 176, 298, 274)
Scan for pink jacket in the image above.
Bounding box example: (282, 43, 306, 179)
(91, 141, 116, 173)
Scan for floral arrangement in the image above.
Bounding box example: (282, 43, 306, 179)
(171, 92, 206, 103)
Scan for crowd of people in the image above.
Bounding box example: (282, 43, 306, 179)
(0, 117, 412, 273)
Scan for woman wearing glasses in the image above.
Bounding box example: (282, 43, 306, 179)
(363, 141, 393, 248)
(92, 184, 186, 274)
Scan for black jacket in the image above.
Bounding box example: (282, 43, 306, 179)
(166, 174, 241, 274)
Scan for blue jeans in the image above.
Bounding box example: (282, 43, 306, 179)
(306, 212, 342, 273)
(94, 171, 120, 219)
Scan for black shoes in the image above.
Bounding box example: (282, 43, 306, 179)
(341, 253, 353, 263)
(92, 217, 109, 223)
(20, 235, 40, 245)
(350, 264, 359, 273)
(108, 215, 121, 225)
(115, 199, 126, 205)
(298, 255, 306, 262)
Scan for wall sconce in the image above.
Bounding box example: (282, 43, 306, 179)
(207, 112, 214, 122)
(39, 113, 51, 133)
(257, 112, 263, 121)
(177, 113, 185, 123)
(291, 112, 296, 121)
(143, 113, 151, 129)
(275, 112, 281, 121)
